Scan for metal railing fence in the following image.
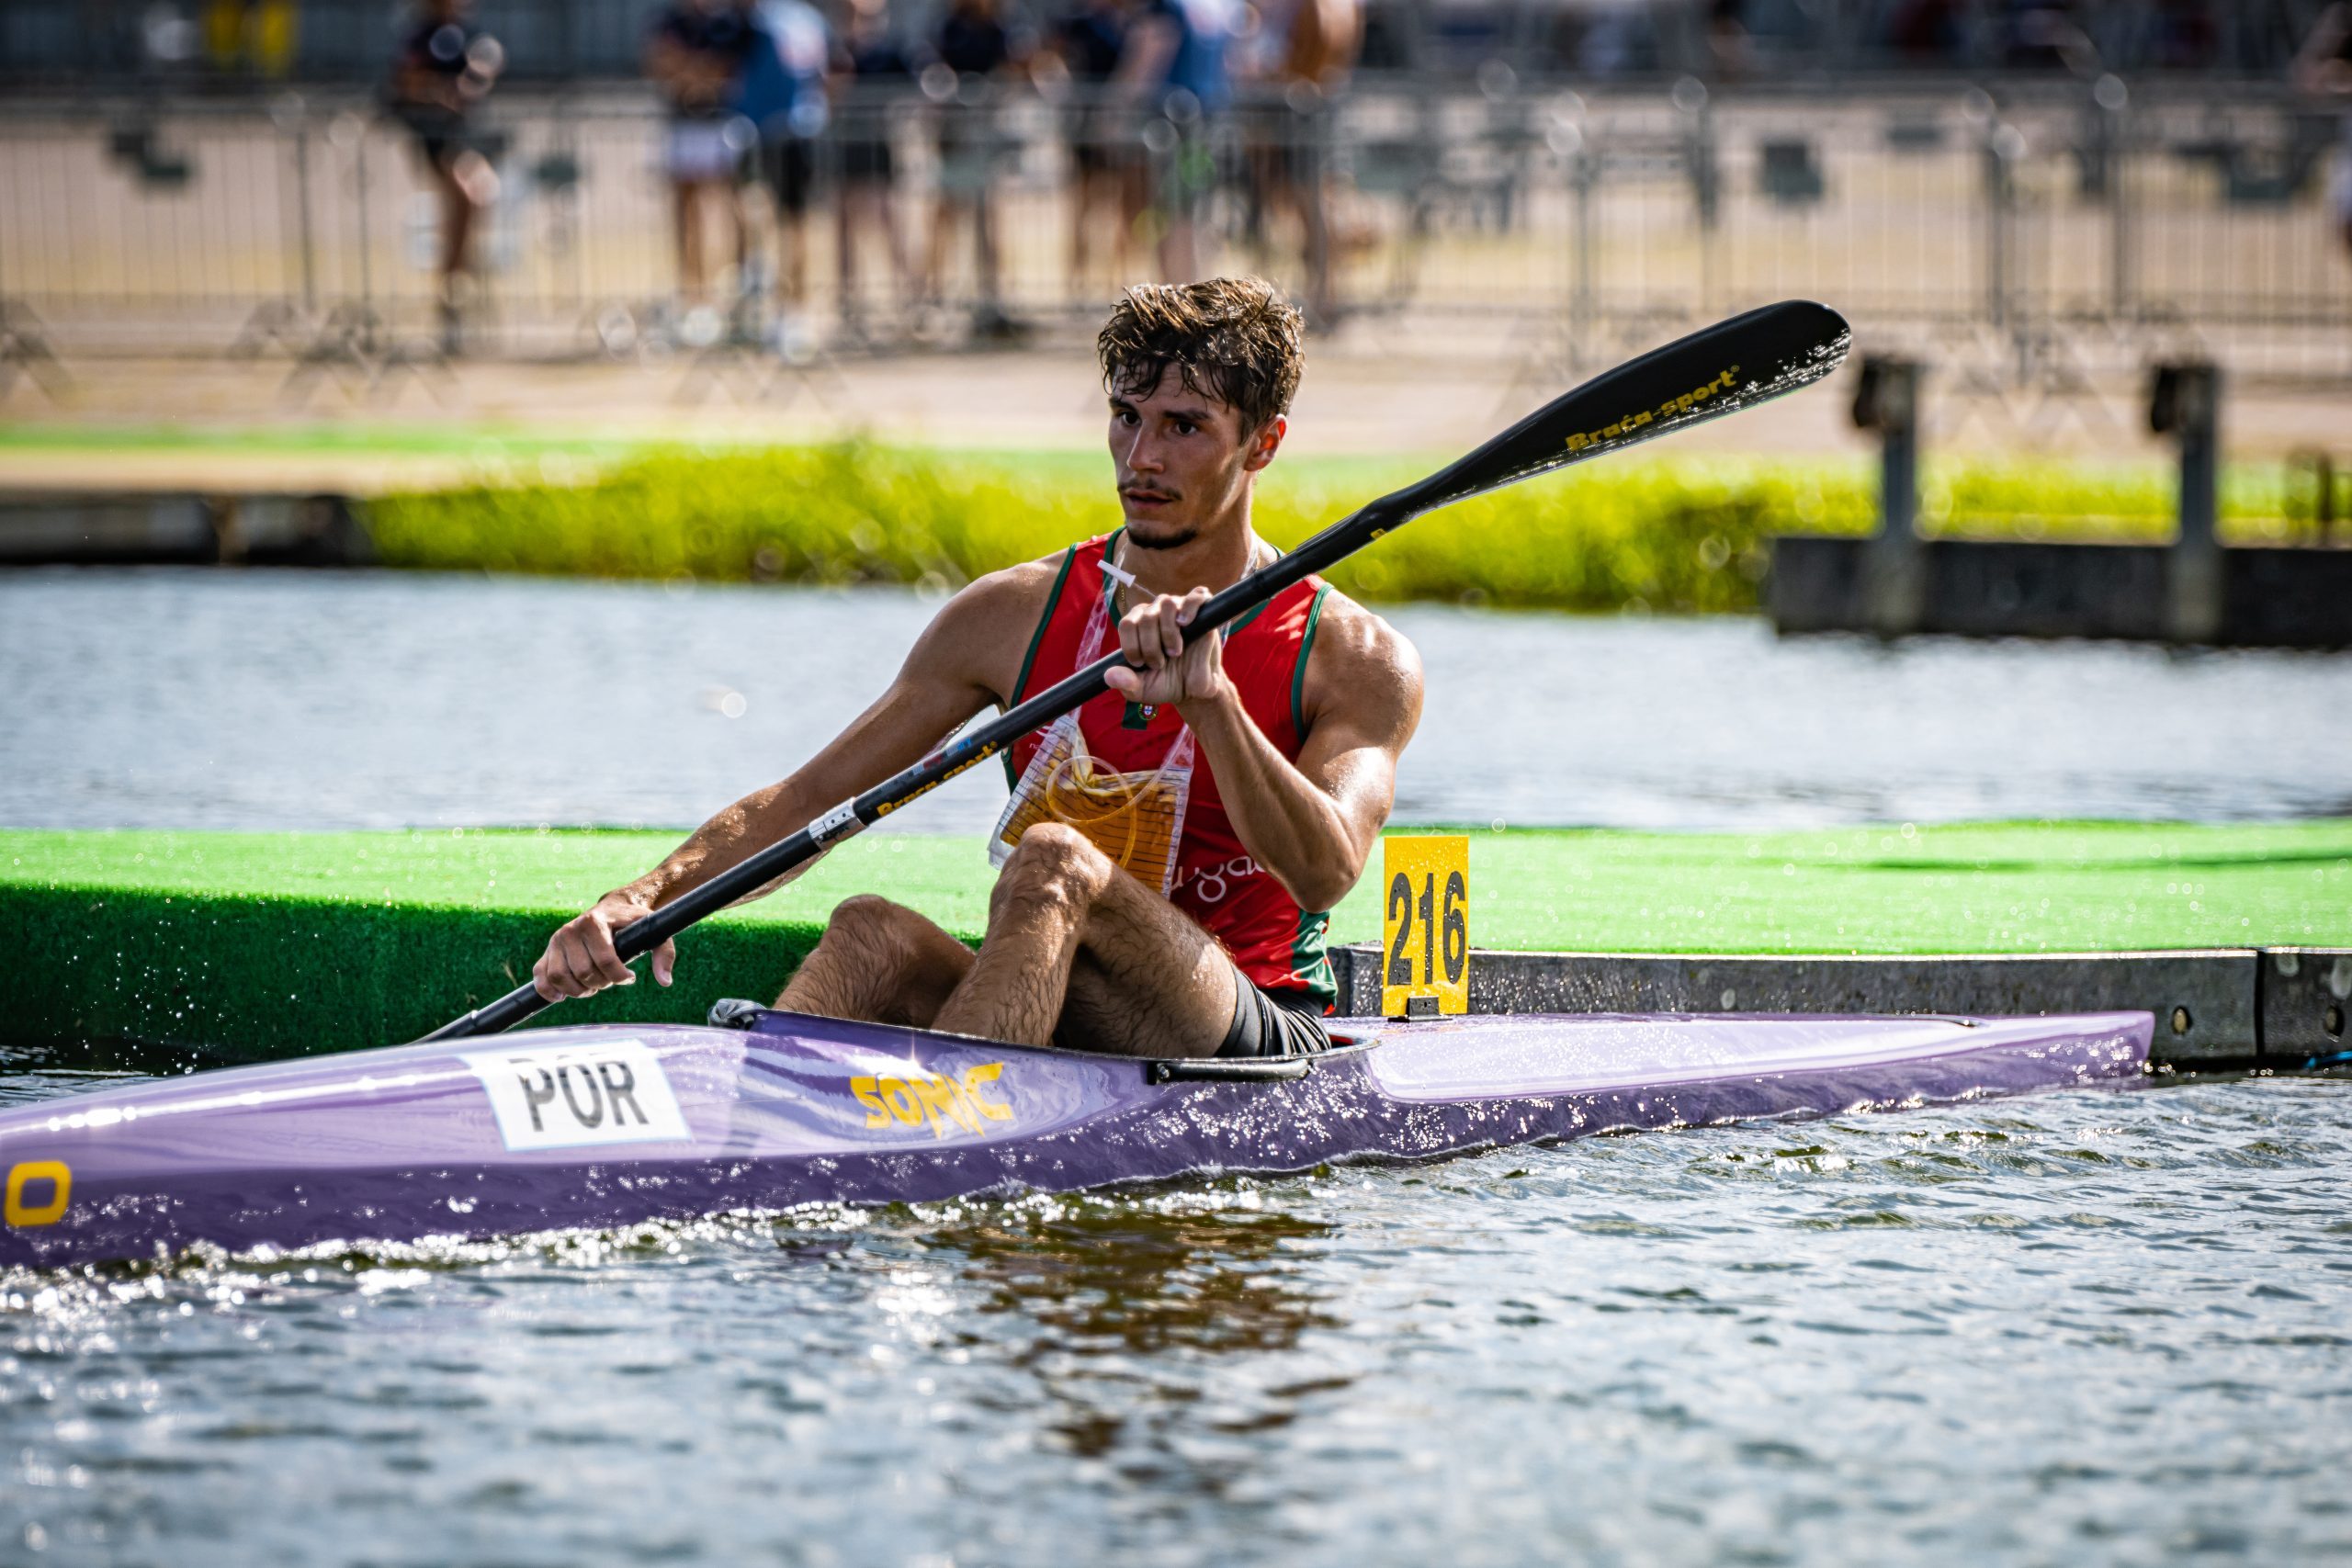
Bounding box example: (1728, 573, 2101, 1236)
(3, 0, 2337, 85)
(1, 81, 2346, 384)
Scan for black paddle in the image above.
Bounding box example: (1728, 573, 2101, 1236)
(423, 299, 1850, 1042)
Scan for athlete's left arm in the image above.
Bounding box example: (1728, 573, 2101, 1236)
(1181, 594, 1424, 912)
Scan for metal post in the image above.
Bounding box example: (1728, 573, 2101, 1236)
(354, 119, 374, 347)
(1551, 110, 1593, 371)
(292, 108, 316, 315)
(1673, 76, 1716, 313)
(2152, 362, 2222, 645)
(1572, 144, 1594, 355)
(2097, 74, 2130, 320)
(1852, 355, 1925, 637)
(1982, 116, 2013, 332)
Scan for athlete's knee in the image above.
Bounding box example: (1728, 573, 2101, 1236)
(824, 893, 922, 949)
(997, 823, 1112, 908)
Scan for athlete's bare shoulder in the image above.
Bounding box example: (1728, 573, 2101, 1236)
(1297, 586, 1423, 744)
(910, 547, 1081, 708)
(1307, 588, 1421, 690)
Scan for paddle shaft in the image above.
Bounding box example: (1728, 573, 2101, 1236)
(422, 299, 1849, 1042)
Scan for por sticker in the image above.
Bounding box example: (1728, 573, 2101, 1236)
(460, 1039, 693, 1152)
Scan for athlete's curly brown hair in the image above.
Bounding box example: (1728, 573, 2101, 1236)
(1096, 277, 1305, 434)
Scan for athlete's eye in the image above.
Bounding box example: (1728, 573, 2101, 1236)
(1172, 419, 1196, 435)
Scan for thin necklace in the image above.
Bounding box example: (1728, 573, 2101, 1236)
(1108, 535, 1269, 622)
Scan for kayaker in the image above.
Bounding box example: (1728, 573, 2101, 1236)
(532, 276, 1423, 1058)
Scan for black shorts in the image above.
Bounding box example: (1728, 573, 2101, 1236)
(840, 139, 894, 184)
(755, 138, 816, 216)
(1217, 976, 1332, 1059)
(395, 105, 466, 174)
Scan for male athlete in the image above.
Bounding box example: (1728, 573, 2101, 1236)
(533, 277, 1423, 1058)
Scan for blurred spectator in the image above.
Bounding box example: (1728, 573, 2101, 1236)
(1558, 1, 1648, 75)
(1238, 0, 1358, 321)
(2293, 3, 2352, 261)
(1704, 0, 1753, 78)
(1121, 0, 1238, 282)
(921, 0, 1032, 335)
(2148, 0, 2218, 70)
(390, 0, 503, 353)
(1052, 0, 1143, 291)
(1885, 0, 1962, 62)
(833, 0, 917, 330)
(735, 0, 832, 343)
(646, 0, 758, 333)
(2000, 1, 2098, 73)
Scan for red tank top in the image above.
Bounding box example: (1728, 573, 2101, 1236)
(1005, 532, 1336, 1010)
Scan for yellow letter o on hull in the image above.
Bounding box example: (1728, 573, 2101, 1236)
(5, 1160, 71, 1227)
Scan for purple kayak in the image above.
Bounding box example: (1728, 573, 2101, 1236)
(0, 1008, 2150, 1269)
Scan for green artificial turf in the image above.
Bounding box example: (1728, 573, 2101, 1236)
(1, 829, 983, 1062)
(6, 822, 2346, 1061)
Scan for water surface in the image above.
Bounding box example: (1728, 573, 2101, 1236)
(3, 1057, 2346, 1566)
(6, 570, 2349, 1565)
(3, 570, 2346, 832)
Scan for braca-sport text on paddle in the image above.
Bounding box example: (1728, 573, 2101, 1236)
(424, 299, 1851, 1042)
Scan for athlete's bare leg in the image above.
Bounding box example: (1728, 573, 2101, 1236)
(675, 180, 706, 301)
(933, 823, 1238, 1056)
(776, 894, 974, 1027)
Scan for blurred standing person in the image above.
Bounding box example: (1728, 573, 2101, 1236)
(833, 0, 917, 332)
(1998, 0, 2098, 73)
(2295, 4, 2352, 262)
(1884, 0, 1962, 62)
(735, 0, 833, 347)
(1119, 0, 1237, 282)
(390, 0, 503, 354)
(922, 0, 1032, 336)
(1052, 0, 1140, 293)
(1704, 0, 1753, 77)
(2149, 0, 2217, 70)
(646, 0, 759, 341)
(1237, 0, 1356, 321)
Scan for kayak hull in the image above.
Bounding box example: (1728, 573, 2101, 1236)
(0, 1010, 2151, 1269)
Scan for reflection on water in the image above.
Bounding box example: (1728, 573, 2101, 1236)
(5, 1068, 2350, 1566)
(957, 1197, 1340, 1359)
(933, 1194, 1340, 1468)
(3, 569, 2347, 831)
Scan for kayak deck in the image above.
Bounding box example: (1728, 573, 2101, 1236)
(0, 1008, 2151, 1269)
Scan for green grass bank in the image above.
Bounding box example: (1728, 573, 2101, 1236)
(6, 821, 2346, 1062)
(365, 446, 2339, 615)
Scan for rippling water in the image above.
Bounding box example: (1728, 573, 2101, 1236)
(7, 570, 2350, 1563)
(5, 1057, 2348, 1566)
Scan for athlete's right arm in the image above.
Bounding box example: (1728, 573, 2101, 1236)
(531, 564, 1049, 1001)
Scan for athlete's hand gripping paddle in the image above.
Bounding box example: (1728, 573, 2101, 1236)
(423, 299, 1851, 1042)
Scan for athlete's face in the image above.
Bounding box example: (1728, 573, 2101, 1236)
(1107, 371, 1283, 549)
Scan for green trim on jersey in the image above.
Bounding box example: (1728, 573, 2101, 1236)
(1290, 583, 1333, 740)
(1002, 543, 1079, 789)
(1289, 907, 1336, 1012)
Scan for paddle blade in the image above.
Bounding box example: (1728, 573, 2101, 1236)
(1396, 300, 1851, 518)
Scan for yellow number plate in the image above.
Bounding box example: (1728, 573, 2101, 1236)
(1381, 834, 1469, 1019)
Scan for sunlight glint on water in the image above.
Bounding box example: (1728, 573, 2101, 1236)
(4, 1066, 2348, 1566)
